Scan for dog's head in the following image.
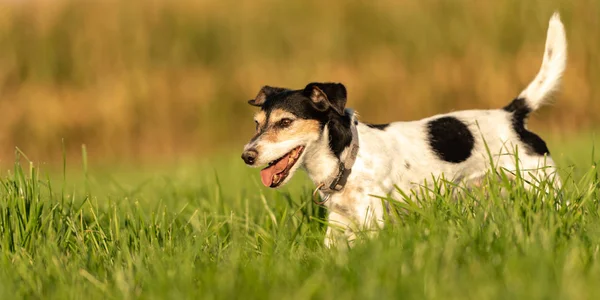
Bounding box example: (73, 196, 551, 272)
(241, 82, 351, 188)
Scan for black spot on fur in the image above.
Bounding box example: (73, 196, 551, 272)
(326, 113, 353, 157)
(366, 123, 390, 130)
(427, 117, 475, 163)
(404, 161, 411, 170)
(504, 98, 549, 156)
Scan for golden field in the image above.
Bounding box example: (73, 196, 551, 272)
(0, 0, 598, 163)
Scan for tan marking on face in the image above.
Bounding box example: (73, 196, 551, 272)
(254, 111, 267, 129)
(263, 118, 321, 143)
(268, 109, 296, 124)
(260, 109, 321, 143)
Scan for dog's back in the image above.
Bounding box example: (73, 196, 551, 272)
(354, 13, 566, 193)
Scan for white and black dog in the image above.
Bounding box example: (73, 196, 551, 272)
(242, 13, 566, 247)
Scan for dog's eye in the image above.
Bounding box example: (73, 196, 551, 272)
(278, 118, 293, 128)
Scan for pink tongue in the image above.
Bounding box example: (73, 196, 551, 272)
(260, 155, 290, 187)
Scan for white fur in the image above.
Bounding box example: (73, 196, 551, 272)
(307, 13, 567, 247)
(518, 12, 567, 110)
(244, 13, 567, 248)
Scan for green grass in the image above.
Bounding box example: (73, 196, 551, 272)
(0, 134, 599, 299)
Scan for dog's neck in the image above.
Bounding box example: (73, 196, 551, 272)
(302, 127, 340, 185)
(302, 109, 359, 190)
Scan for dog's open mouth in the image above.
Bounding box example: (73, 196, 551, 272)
(260, 146, 305, 188)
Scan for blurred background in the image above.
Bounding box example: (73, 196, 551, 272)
(0, 0, 598, 167)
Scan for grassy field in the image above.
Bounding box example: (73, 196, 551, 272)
(1, 0, 600, 298)
(0, 134, 597, 299)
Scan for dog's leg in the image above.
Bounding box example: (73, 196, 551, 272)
(324, 211, 357, 249)
(518, 155, 564, 209)
(509, 154, 562, 192)
(324, 189, 387, 248)
(496, 152, 564, 208)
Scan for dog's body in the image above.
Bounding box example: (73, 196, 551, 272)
(242, 13, 567, 247)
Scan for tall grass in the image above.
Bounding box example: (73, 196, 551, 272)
(0, 0, 599, 162)
(0, 139, 598, 299)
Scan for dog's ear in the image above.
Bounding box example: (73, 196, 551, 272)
(248, 86, 288, 107)
(304, 82, 347, 115)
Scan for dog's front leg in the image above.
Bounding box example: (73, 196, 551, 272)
(323, 194, 386, 248)
(323, 211, 357, 249)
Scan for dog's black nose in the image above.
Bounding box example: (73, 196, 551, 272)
(241, 149, 258, 165)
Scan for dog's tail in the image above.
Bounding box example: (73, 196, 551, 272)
(504, 12, 567, 114)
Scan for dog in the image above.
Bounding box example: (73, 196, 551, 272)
(242, 13, 566, 247)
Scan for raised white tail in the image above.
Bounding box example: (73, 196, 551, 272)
(517, 12, 567, 111)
